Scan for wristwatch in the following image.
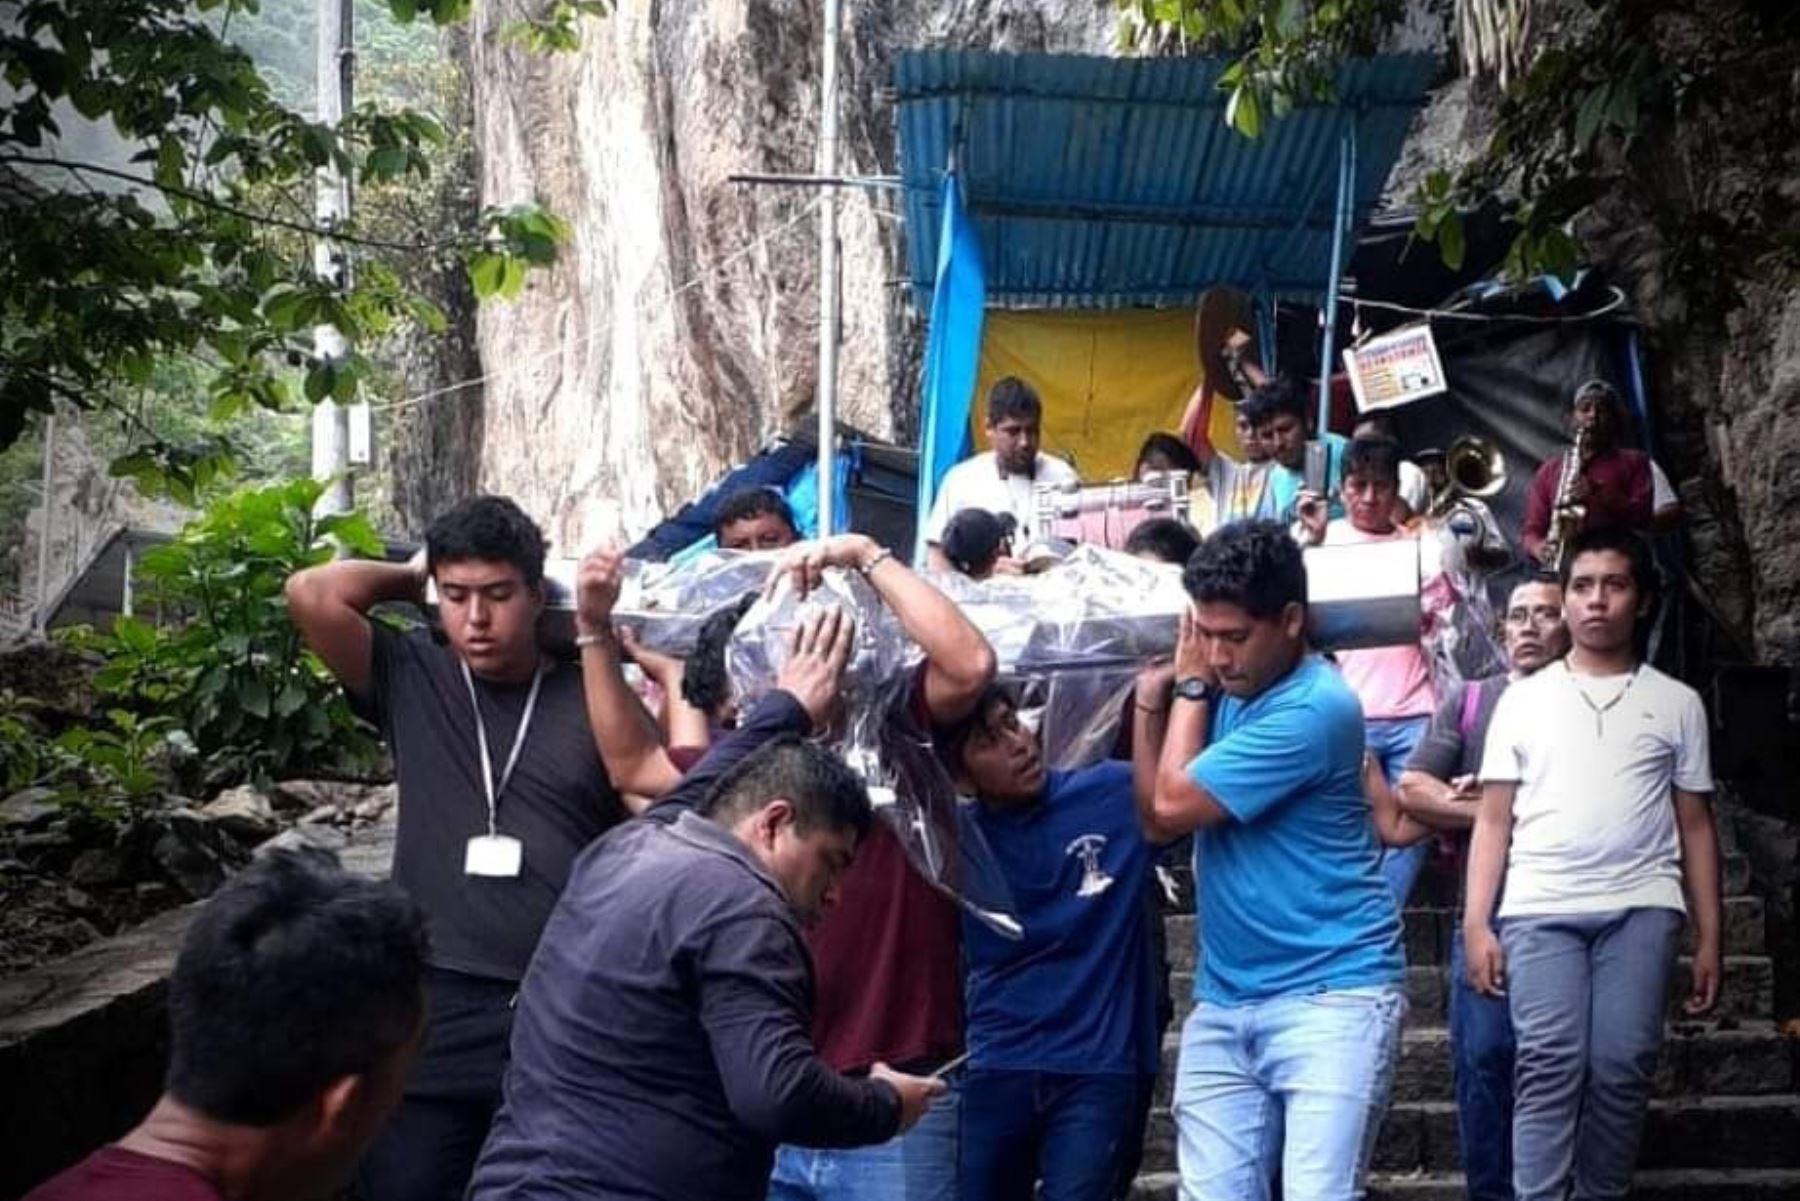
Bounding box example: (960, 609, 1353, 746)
(1173, 676, 1219, 705)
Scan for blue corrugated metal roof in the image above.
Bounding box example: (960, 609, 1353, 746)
(894, 51, 1439, 310)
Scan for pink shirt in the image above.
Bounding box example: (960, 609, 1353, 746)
(1321, 520, 1436, 720)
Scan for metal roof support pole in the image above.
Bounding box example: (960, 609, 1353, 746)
(815, 0, 842, 535)
(1317, 124, 1354, 436)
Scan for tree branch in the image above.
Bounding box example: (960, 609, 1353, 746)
(0, 154, 459, 254)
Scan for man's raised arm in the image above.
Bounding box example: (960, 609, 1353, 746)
(284, 555, 426, 698)
(767, 534, 996, 727)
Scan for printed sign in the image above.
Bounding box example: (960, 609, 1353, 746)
(1342, 323, 1447, 412)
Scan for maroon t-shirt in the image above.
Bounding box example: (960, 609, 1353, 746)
(803, 672, 963, 1074)
(25, 1147, 223, 1201)
(1521, 446, 1653, 551)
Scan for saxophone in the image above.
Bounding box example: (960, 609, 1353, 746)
(1543, 422, 1589, 572)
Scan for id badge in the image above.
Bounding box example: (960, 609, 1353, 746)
(465, 834, 524, 878)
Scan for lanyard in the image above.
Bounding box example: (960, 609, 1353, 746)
(461, 661, 545, 837)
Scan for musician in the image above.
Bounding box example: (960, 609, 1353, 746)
(925, 377, 1078, 573)
(1521, 380, 1658, 565)
(1250, 377, 1348, 523)
(1176, 391, 1279, 529)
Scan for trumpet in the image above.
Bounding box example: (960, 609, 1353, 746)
(1427, 435, 1508, 517)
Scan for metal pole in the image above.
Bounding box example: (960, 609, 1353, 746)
(310, 0, 355, 516)
(121, 539, 135, 619)
(34, 411, 54, 623)
(1317, 128, 1352, 438)
(815, 0, 842, 535)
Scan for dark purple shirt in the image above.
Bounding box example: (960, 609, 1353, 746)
(470, 691, 899, 1201)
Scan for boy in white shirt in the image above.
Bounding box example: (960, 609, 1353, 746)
(923, 377, 1078, 572)
(1463, 527, 1722, 1201)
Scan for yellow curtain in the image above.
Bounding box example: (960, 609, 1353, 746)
(971, 309, 1242, 479)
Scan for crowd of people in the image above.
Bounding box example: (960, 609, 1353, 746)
(27, 367, 1721, 1201)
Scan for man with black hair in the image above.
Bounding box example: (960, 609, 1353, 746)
(943, 681, 1170, 1201)
(1521, 380, 1666, 565)
(1247, 376, 1348, 522)
(1123, 517, 1200, 567)
(1465, 527, 1721, 1201)
(27, 850, 428, 1201)
(940, 508, 1017, 579)
(716, 487, 802, 552)
(1395, 576, 1568, 1201)
(924, 376, 1078, 572)
(470, 612, 946, 1201)
(1140, 520, 1405, 1201)
(1299, 435, 1439, 905)
(284, 495, 626, 1201)
(1351, 411, 1428, 519)
(575, 532, 995, 1201)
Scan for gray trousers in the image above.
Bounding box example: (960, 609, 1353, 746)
(1501, 907, 1683, 1201)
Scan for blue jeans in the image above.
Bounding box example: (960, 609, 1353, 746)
(1449, 924, 1517, 1201)
(1172, 985, 1406, 1201)
(1502, 907, 1682, 1201)
(767, 1076, 959, 1201)
(1366, 716, 1430, 905)
(959, 1070, 1142, 1201)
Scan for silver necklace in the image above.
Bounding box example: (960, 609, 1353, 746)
(1565, 660, 1639, 738)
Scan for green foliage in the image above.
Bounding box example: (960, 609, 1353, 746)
(61, 477, 386, 788)
(1117, 0, 1401, 136)
(0, 690, 56, 792)
(0, 0, 581, 488)
(1121, 0, 1795, 306)
(502, 0, 615, 54)
(52, 710, 191, 818)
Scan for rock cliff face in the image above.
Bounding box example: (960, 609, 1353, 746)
(462, 0, 1119, 552)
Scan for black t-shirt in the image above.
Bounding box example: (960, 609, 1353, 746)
(356, 626, 623, 981)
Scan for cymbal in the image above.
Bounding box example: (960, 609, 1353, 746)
(1194, 286, 1259, 402)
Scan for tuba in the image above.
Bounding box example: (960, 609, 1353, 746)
(1428, 435, 1507, 517)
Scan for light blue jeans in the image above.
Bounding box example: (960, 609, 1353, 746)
(1502, 907, 1682, 1201)
(1367, 716, 1431, 905)
(1172, 985, 1406, 1201)
(767, 1076, 959, 1201)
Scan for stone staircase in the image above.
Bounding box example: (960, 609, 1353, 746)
(1130, 847, 1800, 1200)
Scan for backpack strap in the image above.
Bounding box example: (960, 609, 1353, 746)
(1458, 678, 1486, 743)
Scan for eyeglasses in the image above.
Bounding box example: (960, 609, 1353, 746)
(1504, 605, 1563, 627)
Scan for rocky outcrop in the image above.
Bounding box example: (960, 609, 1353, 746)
(463, 0, 1119, 552)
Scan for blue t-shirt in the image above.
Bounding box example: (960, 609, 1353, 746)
(1268, 430, 1349, 521)
(1187, 655, 1403, 1005)
(961, 761, 1158, 1074)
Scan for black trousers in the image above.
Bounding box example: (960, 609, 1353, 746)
(357, 967, 518, 1201)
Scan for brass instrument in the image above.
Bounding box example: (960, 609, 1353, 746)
(1542, 423, 1589, 572)
(1428, 435, 1508, 517)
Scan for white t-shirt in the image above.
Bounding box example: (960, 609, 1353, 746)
(1399, 459, 1430, 516)
(1480, 661, 1712, 918)
(923, 451, 1079, 544)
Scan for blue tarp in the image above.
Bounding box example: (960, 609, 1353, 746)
(911, 171, 986, 564)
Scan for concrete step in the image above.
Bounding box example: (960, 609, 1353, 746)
(1162, 895, 1767, 972)
(1169, 956, 1776, 1028)
(1138, 1096, 1800, 1176)
(1151, 1021, 1797, 1107)
(1129, 1168, 1800, 1201)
